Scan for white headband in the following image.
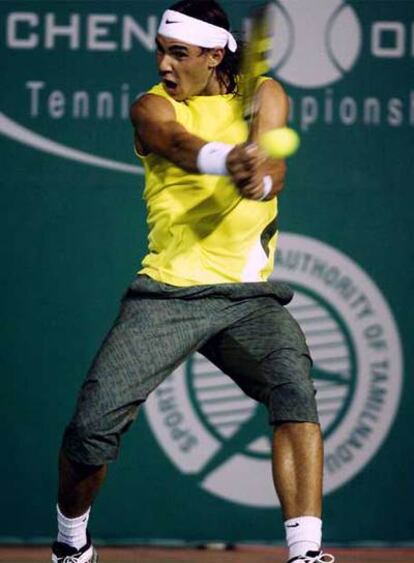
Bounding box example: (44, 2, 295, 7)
(158, 9, 237, 53)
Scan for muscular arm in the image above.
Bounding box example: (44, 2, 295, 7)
(229, 79, 289, 200)
(130, 93, 263, 194)
(130, 82, 289, 201)
(254, 79, 289, 199)
(130, 94, 205, 172)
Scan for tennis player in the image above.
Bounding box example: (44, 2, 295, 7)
(52, 1, 334, 562)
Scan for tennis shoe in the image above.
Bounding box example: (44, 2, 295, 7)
(287, 550, 335, 563)
(51, 532, 98, 562)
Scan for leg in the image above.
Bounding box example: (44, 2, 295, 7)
(58, 451, 107, 518)
(200, 295, 328, 560)
(272, 422, 323, 520)
(55, 282, 217, 553)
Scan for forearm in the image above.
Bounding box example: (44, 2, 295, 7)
(143, 120, 205, 172)
(140, 121, 236, 177)
(131, 95, 210, 173)
(149, 120, 284, 198)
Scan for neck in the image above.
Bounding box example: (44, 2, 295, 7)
(200, 70, 229, 96)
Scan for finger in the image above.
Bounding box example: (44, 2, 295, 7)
(240, 181, 264, 198)
(244, 143, 261, 165)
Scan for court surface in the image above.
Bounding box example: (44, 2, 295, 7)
(1, 545, 414, 563)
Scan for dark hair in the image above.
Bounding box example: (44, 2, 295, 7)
(169, 0, 241, 94)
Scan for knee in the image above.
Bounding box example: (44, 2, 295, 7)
(268, 380, 319, 425)
(61, 418, 121, 466)
(62, 412, 136, 465)
(61, 399, 140, 465)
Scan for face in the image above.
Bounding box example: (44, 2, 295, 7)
(156, 34, 223, 101)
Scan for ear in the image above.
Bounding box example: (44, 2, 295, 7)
(208, 47, 225, 68)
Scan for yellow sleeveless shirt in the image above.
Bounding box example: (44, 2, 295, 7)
(137, 82, 278, 287)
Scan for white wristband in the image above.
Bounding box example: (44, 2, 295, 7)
(260, 175, 273, 200)
(197, 142, 235, 176)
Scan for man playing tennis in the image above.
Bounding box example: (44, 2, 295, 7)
(52, 1, 334, 562)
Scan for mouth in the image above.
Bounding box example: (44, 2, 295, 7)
(162, 78, 178, 94)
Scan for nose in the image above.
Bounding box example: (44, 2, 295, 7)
(157, 53, 174, 74)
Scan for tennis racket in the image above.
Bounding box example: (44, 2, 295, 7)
(241, 3, 275, 127)
(241, 5, 300, 160)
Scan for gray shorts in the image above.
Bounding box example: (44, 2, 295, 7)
(62, 275, 319, 465)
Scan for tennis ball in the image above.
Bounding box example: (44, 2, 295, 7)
(259, 127, 300, 159)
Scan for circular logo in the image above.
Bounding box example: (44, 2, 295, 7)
(145, 233, 403, 507)
(269, 0, 362, 88)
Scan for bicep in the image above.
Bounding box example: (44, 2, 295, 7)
(251, 79, 289, 140)
(130, 94, 182, 155)
(129, 94, 205, 171)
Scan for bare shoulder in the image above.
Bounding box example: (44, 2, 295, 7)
(255, 78, 289, 128)
(256, 78, 288, 104)
(129, 93, 176, 126)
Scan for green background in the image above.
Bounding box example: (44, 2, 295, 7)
(1, 0, 413, 545)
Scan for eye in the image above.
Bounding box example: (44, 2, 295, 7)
(171, 50, 188, 60)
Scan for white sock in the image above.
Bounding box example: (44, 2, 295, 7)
(285, 516, 322, 560)
(57, 504, 91, 550)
